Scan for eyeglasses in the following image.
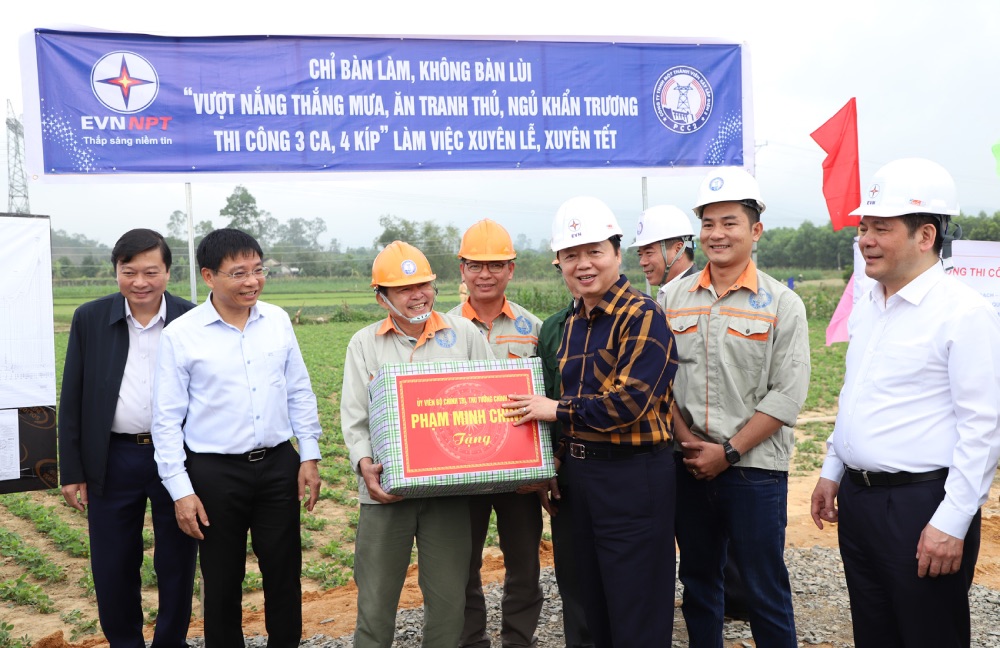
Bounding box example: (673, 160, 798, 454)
(217, 266, 270, 281)
(463, 261, 508, 274)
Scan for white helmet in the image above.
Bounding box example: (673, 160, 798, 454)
(850, 158, 959, 218)
(550, 196, 623, 252)
(629, 205, 695, 249)
(693, 167, 766, 218)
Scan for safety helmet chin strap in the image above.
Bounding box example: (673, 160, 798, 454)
(940, 216, 961, 268)
(654, 240, 687, 286)
(375, 287, 432, 324)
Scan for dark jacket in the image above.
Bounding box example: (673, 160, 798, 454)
(538, 300, 574, 450)
(58, 291, 195, 496)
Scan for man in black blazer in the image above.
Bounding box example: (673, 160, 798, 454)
(59, 229, 198, 648)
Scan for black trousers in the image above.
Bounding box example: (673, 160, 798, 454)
(562, 446, 676, 648)
(186, 441, 302, 648)
(838, 475, 981, 648)
(89, 436, 198, 648)
(550, 473, 595, 648)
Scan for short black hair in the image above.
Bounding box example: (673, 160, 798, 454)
(196, 228, 263, 272)
(609, 235, 622, 253)
(697, 201, 760, 225)
(112, 229, 172, 270)
(899, 213, 945, 254)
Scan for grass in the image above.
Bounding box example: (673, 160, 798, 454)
(0, 574, 56, 613)
(793, 422, 835, 474)
(804, 318, 848, 412)
(0, 529, 66, 582)
(59, 610, 98, 642)
(0, 621, 31, 648)
(0, 494, 90, 559)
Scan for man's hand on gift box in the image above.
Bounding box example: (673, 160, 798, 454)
(359, 457, 404, 504)
(503, 394, 559, 426)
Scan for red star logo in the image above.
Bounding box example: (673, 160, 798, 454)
(569, 219, 581, 231)
(868, 184, 880, 199)
(97, 56, 152, 108)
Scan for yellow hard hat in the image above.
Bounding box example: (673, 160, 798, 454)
(371, 241, 437, 287)
(458, 219, 516, 261)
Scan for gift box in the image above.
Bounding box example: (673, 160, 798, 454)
(368, 357, 556, 497)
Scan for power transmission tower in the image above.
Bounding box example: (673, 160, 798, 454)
(7, 100, 30, 214)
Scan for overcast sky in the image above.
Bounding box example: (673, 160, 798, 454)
(1, 0, 998, 251)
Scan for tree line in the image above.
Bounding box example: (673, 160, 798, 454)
(50, 185, 1000, 281)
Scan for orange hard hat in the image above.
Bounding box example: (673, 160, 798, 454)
(458, 219, 516, 261)
(371, 241, 437, 287)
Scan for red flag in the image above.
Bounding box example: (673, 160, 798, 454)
(811, 98, 861, 231)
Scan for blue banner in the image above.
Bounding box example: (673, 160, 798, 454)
(32, 31, 747, 175)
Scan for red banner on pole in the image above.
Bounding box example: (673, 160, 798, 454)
(811, 98, 861, 231)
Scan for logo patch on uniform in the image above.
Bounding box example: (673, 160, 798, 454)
(400, 259, 417, 275)
(514, 315, 532, 334)
(748, 289, 772, 309)
(435, 328, 457, 348)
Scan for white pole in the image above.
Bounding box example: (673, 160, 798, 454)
(185, 183, 197, 303)
(641, 177, 650, 294)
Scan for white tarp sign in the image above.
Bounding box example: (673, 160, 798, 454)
(0, 215, 56, 409)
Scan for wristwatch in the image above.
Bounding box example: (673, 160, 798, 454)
(723, 441, 741, 465)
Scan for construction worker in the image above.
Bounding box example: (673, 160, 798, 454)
(505, 196, 678, 647)
(450, 219, 545, 648)
(341, 241, 495, 648)
(628, 204, 698, 307)
(811, 158, 1000, 647)
(663, 168, 810, 648)
(629, 203, 750, 622)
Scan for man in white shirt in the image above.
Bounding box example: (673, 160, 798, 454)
(59, 229, 197, 648)
(153, 228, 322, 648)
(811, 158, 1000, 647)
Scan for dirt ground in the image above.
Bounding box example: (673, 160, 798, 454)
(17, 468, 1000, 648)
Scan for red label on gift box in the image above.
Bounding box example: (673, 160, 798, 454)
(396, 369, 543, 476)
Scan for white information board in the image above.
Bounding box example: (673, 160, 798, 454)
(0, 215, 56, 409)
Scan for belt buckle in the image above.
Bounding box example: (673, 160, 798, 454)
(248, 449, 267, 462)
(569, 442, 586, 460)
(861, 469, 871, 487)
(136, 433, 152, 445)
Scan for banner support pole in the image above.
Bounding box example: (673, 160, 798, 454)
(185, 183, 197, 304)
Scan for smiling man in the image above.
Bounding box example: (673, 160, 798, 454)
(449, 219, 544, 648)
(506, 196, 677, 647)
(811, 159, 1000, 648)
(663, 168, 810, 648)
(341, 240, 495, 648)
(628, 204, 697, 306)
(59, 229, 197, 648)
(152, 228, 322, 647)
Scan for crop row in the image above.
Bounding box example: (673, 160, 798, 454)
(0, 493, 89, 559)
